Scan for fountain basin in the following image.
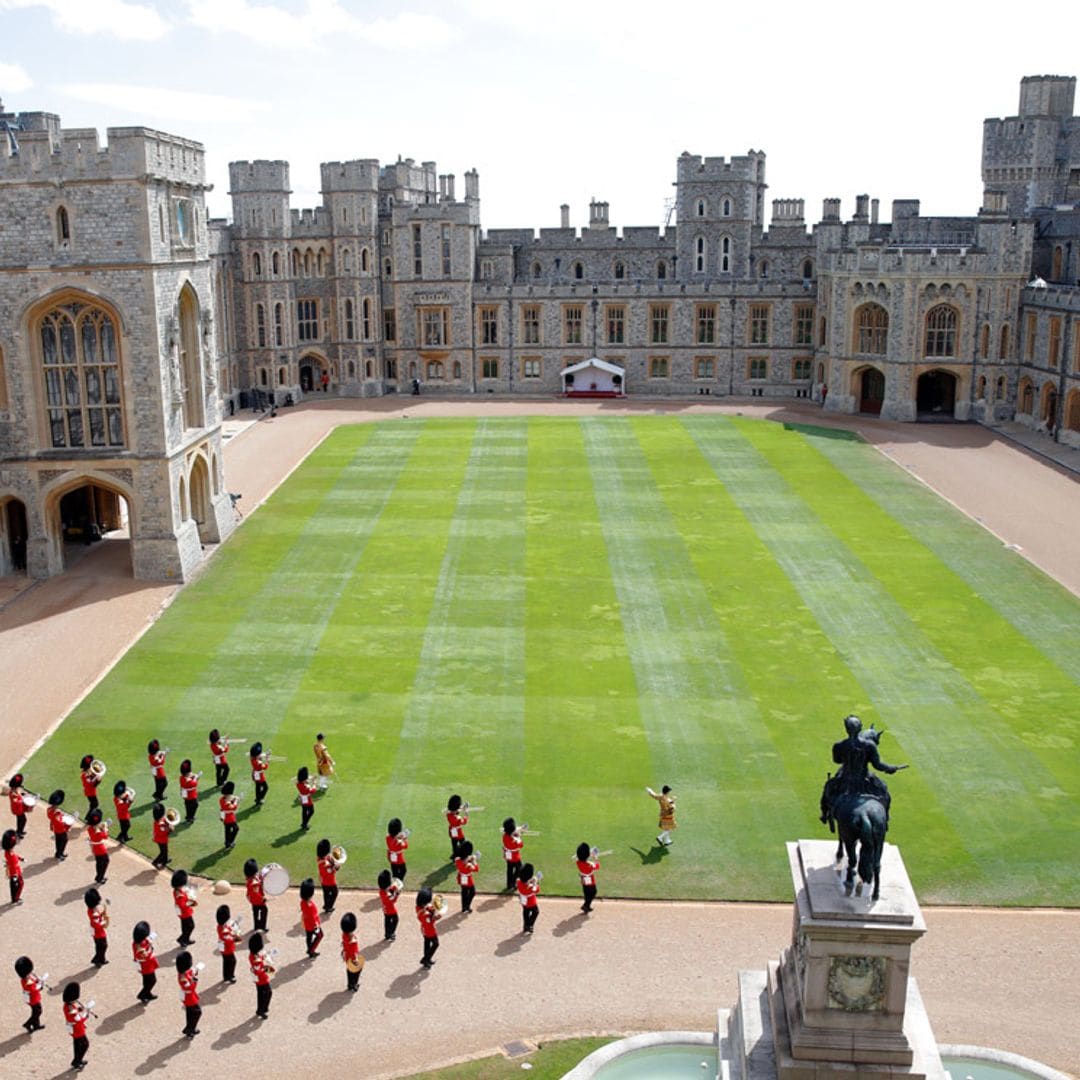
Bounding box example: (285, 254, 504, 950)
(561, 1031, 717, 1079)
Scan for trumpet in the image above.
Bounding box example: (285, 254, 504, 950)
(400, 827, 411, 840)
(517, 823, 541, 837)
(462, 802, 485, 813)
(330, 845, 347, 868)
(529, 871, 544, 888)
(89, 759, 107, 780)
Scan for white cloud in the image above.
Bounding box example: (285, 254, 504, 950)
(0, 0, 170, 41)
(185, 0, 454, 52)
(0, 60, 34, 94)
(59, 83, 270, 124)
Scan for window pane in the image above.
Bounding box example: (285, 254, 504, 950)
(42, 322, 58, 365)
(88, 408, 106, 446)
(82, 319, 98, 365)
(85, 367, 102, 404)
(104, 367, 120, 404)
(67, 410, 84, 446)
(107, 408, 124, 445)
(60, 318, 77, 364)
(50, 411, 66, 447)
(64, 368, 81, 406)
(46, 368, 62, 407)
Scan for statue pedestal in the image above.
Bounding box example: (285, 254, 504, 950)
(727, 840, 949, 1080)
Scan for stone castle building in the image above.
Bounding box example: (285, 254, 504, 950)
(2, 75, 1079, 580)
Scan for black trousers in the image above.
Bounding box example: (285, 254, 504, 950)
(321, 884, 338, 913)
(94, 854, 109, 883)
(505, 861, 519, 890)
(421, 935, 439, 966)
(390, 862, 406, 883)
(15, 813, 26, 837)
(460, 884, 475, 912)
(305, 926, 324, 956)
(255, 982, 272, 1016)
(251, 904, 267, 931)
(222, 952, 236, 982)
(86, 795, 99, 815)
(254, 781, 268, 804)
(139, 971, 157, 1001)
(178, 916, 194, 945)
(522, 904, 539, 933)
(183, 1003, 201, 1035)
(346, 965, 361, 991)
(383, 913, 398, 940)
(223, 821, 239, 848)
(24, 1002, 43, 1030)
(92, 936, 108, 965)
(184, 799, 198, 822)
(300, 803, 314, 830)
(450, 835, 464, 860)
(215, 762, 229, 787)
(54, 831, 68, 859)
(9, 874, 23, 903)
(581, 883, 597, 912)
(71, 1034, 89, 1067)
(153, 777, 167, 801)
(152, 843, 169, 868)
(116, 819, 130, 843)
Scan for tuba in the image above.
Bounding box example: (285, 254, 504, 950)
(330, 845, 347, 867)
(164, 807, 181, 827)
(89, 759, 107, 780)
(431, 894, 447, 915)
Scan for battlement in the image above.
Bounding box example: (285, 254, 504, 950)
(320, 159, 379, 193)
(229, 160, 291, 194)
(0, 116, 205, 185)
(290, 205, 331, 235)
(677, 149, 765, 183)
(1018, 75, 1076, 118)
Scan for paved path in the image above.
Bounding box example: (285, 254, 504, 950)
(1, 398, 1077, 1078)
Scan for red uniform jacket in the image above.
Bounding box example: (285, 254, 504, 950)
(87, 824, 108, 856)
(174, 887, 195, 919)
(21, 972, 43, 1005)
(246, 875, 265, 906)
(114, 793, 132, 821)
(417, 905, 439, 938)
(4, 849, 22, 879)
(502, 832, 523, 863)
(8, 787, 26, 816)
(317, 856, 337, 887)
(133, 939, 158, 974)
(88, 905, 108, 940)
(210, 739, 228, 765)
(516, 877, 539, 909)
(300, 897, 321, 932)
(81, 770, 99, 798)
(341, 932, 360, 965)
(63, 1000, 88, 1038)
(454, 856, 475, 887)
(378, 886, 398, 915)
(149, 751, 166, 778)
(217, 922, 238, 956)
(153, 819, 171, 845)
(296, 780, 315, 806)
(249, 952, 271, 985)
(576, 857, 600, 887)
(180, 773, 198, 802)
(386, 834, 408, 865)
(178, 969, 199, 1007)
(48, 805, 71, 835)
(219, 796, 237, 824)
(446, 810, 468, 840)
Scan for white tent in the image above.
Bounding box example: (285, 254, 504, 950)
(561, 357, 625, 395)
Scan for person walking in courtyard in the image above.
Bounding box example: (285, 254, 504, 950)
(216, 905, 240, 983)
(646, 784, 677, 846)
(85, 808, 110, 884)
(340, 911, 363, 992)
(113, 779, 133, 843)
(151, 803, 173, 869)
(7, 772, 30, 839)
(172, 869, 197, 947)
(47, 789, 72, 860)
(132, 921, 159, 1003)
(84, 887, 109, 966)
(295, 766, 317, 831)
(299, 877, 323, 957)
(245, 858, 269, 932)
(455, 840, 478, 913)
(62, 981, 92, 1071)
(79, 754, 102, 815)
(378, 869, 400, 941)
(175, 950, 202, 1038)
(416, 886, 441, 968)
(219, 781, 240, 849)
(4, 829, 25, 905)
(14, 956, 45, 1032)
(316, 838, 340, 914)
(248, 933, 274, 1019)
(502, 817, 525, 890)
(250, 743, 269, 806)
(576, 842, 601, 914)
(516, 863, 541, 934)
(386, 817, 409, 883)
(147, 739, 168, 802)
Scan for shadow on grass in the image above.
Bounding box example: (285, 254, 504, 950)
(630, 844, 669, 866)
(237, 804, 261, 823)
(308, 988, 354, 1023)
(191, 848, 229, 875)
(271, 828, 306, 849)
(420, 861, 456, 889)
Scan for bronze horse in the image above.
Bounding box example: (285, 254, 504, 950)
(821, 783, 888, 900)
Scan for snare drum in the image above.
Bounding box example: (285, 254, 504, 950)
(22, 793, 38, 812)
(261, 863, 289, 897)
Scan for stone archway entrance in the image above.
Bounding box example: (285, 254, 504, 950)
(55, 482, 132, 574)
(858, 368, 885, 415)
(2, 498, 28, 574)
(299, 354, 327, 393)
(916, 370, 957, 419)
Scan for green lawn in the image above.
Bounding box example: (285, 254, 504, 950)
(26, 417, 1080, 906)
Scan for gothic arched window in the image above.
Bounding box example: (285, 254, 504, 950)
(925, 305, 958, 357)
(855, 304, 888, 355)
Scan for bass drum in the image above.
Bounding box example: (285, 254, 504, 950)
(22, 793, 38, 812)
(261, 863, 290, 897)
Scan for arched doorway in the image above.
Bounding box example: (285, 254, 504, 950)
(299, 354, 326, 393)
(1, 498, 28, 574)
(1042, 384, 1058, 432)
(916, 369, 957, 419)
(189, 456, 213, 543)
(53, 480, 133, 575)
(858, 367, 885, 415)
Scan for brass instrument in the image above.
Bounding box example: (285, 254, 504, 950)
(430, 893, 447, 915)
(530, 870, 544, 888)
(517, 823, 541, 837)
(400, 827, 411, 840)
(462, 801, 485, 812)
(329, 844, 347, 868)
(121, 787, 135, 804)
(345, 951, 365, 974)
(185, 883, 199, 906)
(89, 759, 107, 780)
(164, 807, 181, 827)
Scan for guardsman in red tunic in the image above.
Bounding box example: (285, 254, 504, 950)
(172, 868, 197, 946)
(47, 789, 72, 861)
(249, 743, 269, 805)
(132, 921, 159, 1003)
(415, 886, 441, 968)
(208, 728, 230, 788)
(340, 911, 363, 992)
(62, 981, 92, 1070)
(4, 829, 24, 905)
(14, 955, 45, 1032)
(377, 869, 400, 941)
(147, 739, 168, 802)
(175, 951, 202, 1038)
(386, 817, 409, 883)
(151, 803, 173, 869)
(85, 808, 110, 885)
(216, 904, 240, 983)
(515, 862, 541, 934)
(576, 843, 600, 914)
(7, 772, 29, 838)
(296, 767, 317, 831)
(219, 781, 240, 849)
(502, 817, 525, 891)
(248, 933, 274, 1019)
(455, 840, 478, 914)
(299, 877, 323, 957)
(112, 779, 134, 843)
(79, 755, 101, 815)
(316, 838, 339, 914)
(244, 858, 269, 932)
(85, 887, 109, 966)
(445, 794, 469, 860)
(179, 759, 201, 823)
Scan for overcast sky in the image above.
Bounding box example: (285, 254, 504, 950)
(3, 0, 1080, 233)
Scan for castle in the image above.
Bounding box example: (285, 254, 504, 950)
(1, 75, 1078, 581)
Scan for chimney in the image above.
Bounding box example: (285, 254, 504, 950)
(823, 198, 841, 221)
(446, 174, 455, 201)
(871, 198, 879, 225)
(438, 174, 447, 199)
(589, 199, 609, 227)
(464, 169, 479, 201)
(560, 203, 570, 229)
(854, 194, 870, 222)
